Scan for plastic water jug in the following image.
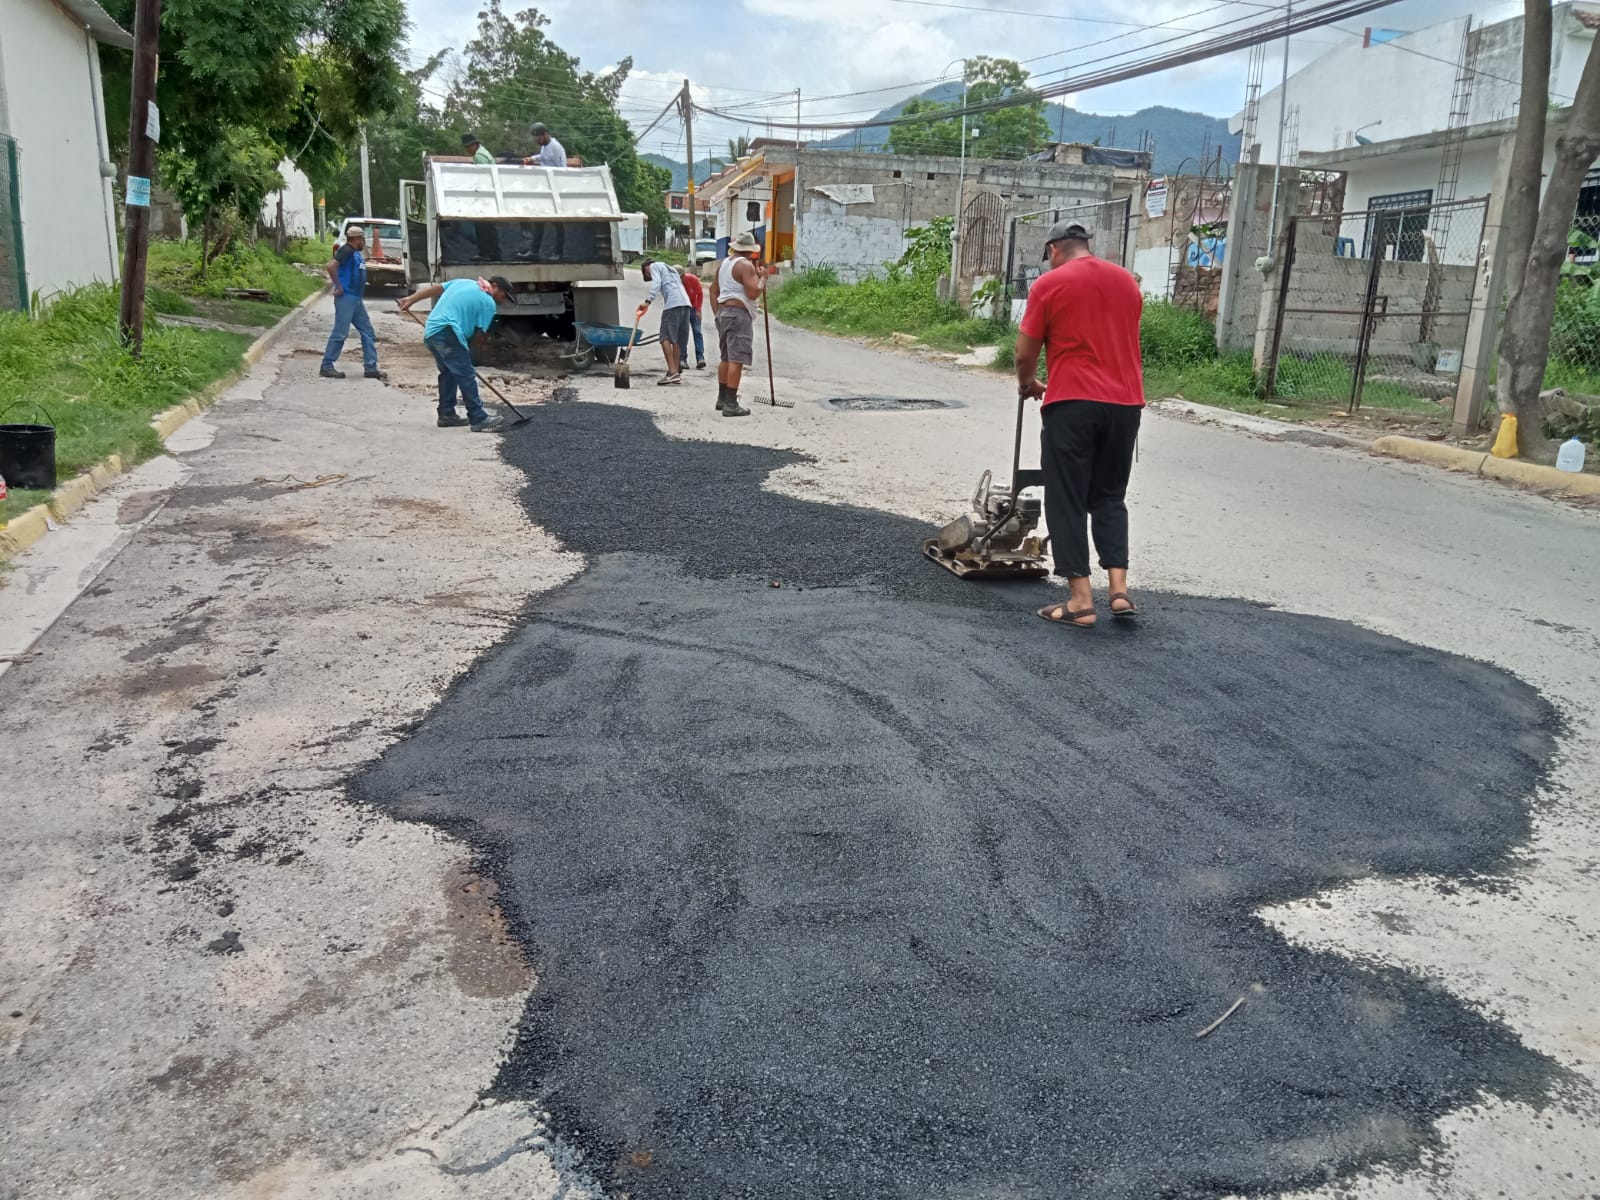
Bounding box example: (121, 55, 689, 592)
(1556, 437, 1587, 473)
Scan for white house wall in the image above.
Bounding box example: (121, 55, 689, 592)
(0, 0, 121, 297)
(795, 196, 907, 282)
(262, 160, 318, 237)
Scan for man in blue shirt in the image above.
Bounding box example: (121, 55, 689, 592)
(397, 276, 513, 432)
(320, 225, 383, 380)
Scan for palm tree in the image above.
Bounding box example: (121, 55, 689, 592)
(727, 135, 751, 161)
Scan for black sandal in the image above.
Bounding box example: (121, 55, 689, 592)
(1109, 591, 1139, 620)
(1038, 603, 1096, 629)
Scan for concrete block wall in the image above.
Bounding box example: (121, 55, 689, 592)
(1274, 253, 1477, 360)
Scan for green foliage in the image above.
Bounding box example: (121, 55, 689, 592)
(0, 284, 248, 522)
(1549, 276, 1600, 366)
(147, 240, 323, 307)
(768, 264, 959, 338)
(100, 0, 405, 225)
(898, 216, 955, 279)
(887, 57, 1052, 160)
(1139, 301, 1218, 369)
(327, 53, 454, 219)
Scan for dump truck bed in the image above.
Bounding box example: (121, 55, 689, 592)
(427, 160, 623, 221)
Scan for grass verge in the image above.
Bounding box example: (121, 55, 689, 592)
(769, 265, 1006, 350)
(1, 284, 251, 526)
(149, 239, 323, 308)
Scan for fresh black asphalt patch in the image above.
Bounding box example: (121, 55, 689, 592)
(358, 400, 1561, 1199)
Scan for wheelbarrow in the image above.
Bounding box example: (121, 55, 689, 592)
(564, 321, 660, 371)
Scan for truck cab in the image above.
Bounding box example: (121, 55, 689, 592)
(399, 159, 623, 338)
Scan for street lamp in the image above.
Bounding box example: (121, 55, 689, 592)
(1352, 120, 1382, 145)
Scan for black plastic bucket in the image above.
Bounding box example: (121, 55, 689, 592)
(0, 402, 57, 490)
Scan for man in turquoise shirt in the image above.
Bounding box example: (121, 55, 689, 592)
(397, 276, 512, 431)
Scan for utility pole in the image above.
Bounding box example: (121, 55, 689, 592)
(360, 124, 373, 216)
(1264, 0, 1295, 254)
(952, 58, 969, 280)
(792, 88, 802, 264)
(681, 79, 696, 247)
(117, 0, 161, 355)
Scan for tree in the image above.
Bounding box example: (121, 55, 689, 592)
(443, 2, 667, 233)
(327, 53, 454, 219)
(887, 57, 1052, 160)
(1494, 0, 1600, 458)
(727, 136, 751, 161)
(99, 0, 405, 246)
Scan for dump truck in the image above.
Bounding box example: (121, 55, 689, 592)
(399, 159, 623, 341)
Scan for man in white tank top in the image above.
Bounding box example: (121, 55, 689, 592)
(708, 232, 766, 417)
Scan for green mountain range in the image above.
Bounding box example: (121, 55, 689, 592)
(642, 88, 1238, 186)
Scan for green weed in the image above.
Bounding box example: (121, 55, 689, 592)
(148, 239, 322, 307)
(0, 284, 249, 525)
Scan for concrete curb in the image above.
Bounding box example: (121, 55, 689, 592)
(1371, 434, 1600, 497)
(0, 285, 325, 564)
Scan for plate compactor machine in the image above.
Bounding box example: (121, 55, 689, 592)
(924, 392, 1051, 581)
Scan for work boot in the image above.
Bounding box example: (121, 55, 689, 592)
(723, 394, 750, 418)
(437, 413, 470, 428)
(471, 415, 507, 433)
(696, 360, 708, 370)
(714, 385, 731, 412)
(364, 368, 387, 381)
(319, 367, 345, 379)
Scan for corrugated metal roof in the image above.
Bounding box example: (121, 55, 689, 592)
(57, 0, 136, 49)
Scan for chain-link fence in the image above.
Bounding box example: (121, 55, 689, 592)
(1264, 195, 1488, 413)
(0, 136, 25, 312)
(1548, 167, 1600, 399)
(1004, 197, 1131, 305)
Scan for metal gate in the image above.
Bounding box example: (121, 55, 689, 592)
(1264, 196, 1488, 412)
(1004, 196, 1131, 305)
(959, 192, 1006, 278)
(0, 136, 25, 312)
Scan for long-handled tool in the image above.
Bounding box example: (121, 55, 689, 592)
(760, 274, 793, 409)
(923, 390, 1049, 580)
(614, 310, 644, 389)
(401, 308, 531, 426)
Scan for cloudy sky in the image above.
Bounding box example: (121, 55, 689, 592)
(404, 0, 1521, 158)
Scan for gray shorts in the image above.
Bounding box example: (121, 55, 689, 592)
(659, 305, 690, 348)
(715, 304, 754, 366)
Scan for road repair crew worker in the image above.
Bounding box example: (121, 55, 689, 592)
(462, 132, 494, 164)
(523, 122, 568, 167)
(320, 224, 384, 382)
(636, 257, 692, 385)
(1014, 221, 1145, 628)
(675, 265, 708, 371)
(709, 231, 766, 418)
(397, 276, 513, 433)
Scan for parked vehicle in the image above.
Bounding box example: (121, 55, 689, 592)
(339, 217, 406, 288)
(692, 238, 719, 266)
(399, 159, 623, 337)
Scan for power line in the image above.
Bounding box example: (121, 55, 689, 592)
(695, 0, 1405, 134)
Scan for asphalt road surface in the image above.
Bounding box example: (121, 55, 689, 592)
(358, 396, 1560, 1199)
(5, 284, 1600, 1199)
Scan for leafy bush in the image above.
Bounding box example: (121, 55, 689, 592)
(1140, 300, 1218, 369)
(1549, 279, 1600, 373)
(147, 239, 322, 307)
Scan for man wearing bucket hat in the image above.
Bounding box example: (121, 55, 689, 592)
(320, 224, 384, 381)
(462, 133, 495, 164)
(1013, 220, 1145, 629)
(708, 231, 767, 418)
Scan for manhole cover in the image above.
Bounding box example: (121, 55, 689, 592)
(824, 396, 958, 411)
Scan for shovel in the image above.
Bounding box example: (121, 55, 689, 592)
(614, 310, 644, 389)
(401, 308, 531, 426)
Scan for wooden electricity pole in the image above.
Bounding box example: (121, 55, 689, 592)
(118, 0, 162, 354)
(681, 80, 696, 246)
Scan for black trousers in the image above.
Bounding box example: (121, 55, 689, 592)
(1039, 400, 1142, 578)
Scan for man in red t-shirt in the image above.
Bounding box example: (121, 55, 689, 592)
(675, 266, 708, 371)
(1014, 220, 1145, 629)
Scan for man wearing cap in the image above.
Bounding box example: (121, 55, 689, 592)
(523, 123, 567, 168)
(462, 133, 495, 164)
(396, 276, 513, 432)
(708, 231, 766, 417)
(636, 257, 692, 385)
(1014, 221, 1145, 628)
(320, 224, 384, 381)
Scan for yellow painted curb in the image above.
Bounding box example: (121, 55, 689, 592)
(0, 284, 325, 565)
(1372, 435, 1600, 496)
